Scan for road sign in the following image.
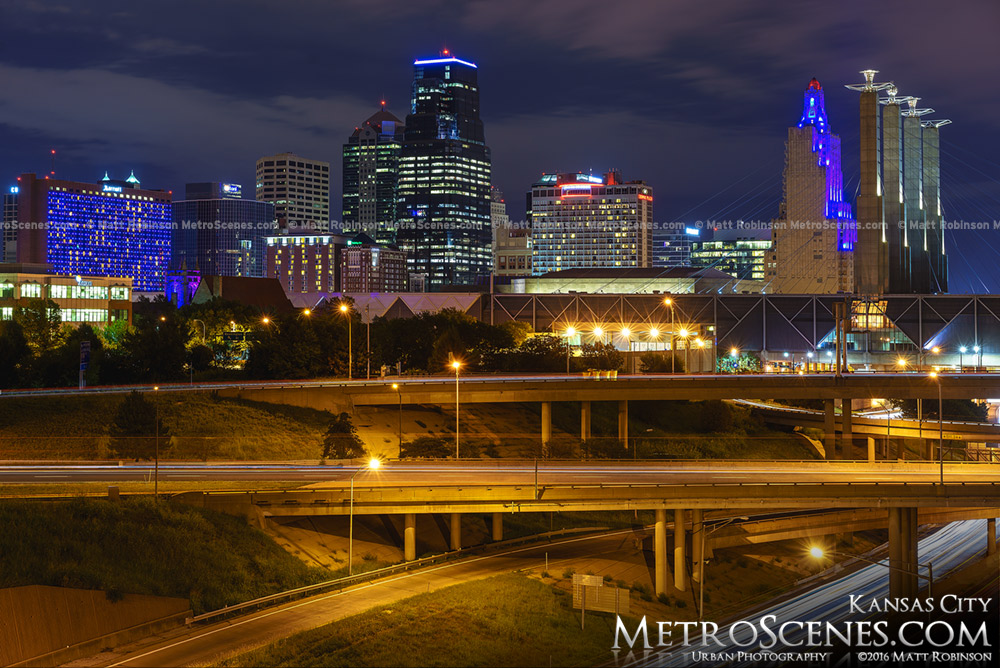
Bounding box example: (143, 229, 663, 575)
(572, 574, 629, 618)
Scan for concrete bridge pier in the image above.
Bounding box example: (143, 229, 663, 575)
(924, 439, 935, 462)
(581, 401, 592, 442)
(674, 509, 687, 592)
(450, 513, 461, 551)
(655, 509, 669, 596)
(691, 510, 704, 585)
(988, 518, 997, 556)
(824, 400, 836, 460)
(888, 507, 918, 599)
(541, 402, 552, 456)
(619, 400, 629, 449)
(866, 437, 876, 463)
(492, 512, 503, 542)
(841, 400, 853, 459)
(404, 513, 417, 561)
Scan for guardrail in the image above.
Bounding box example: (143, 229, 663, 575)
(183, 525, 614, 627)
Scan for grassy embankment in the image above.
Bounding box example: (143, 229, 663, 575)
(0, 497, 328, 614)
(0, 392, 329, 460)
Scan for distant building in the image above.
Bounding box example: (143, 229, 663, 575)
(2, 186, 17, 263)
(491, 187, 531, 277)
(1, 263, 132, 325)
(768, 79, 854, 294)
(396, 53, 493, 289)
(529, 171, 653, 274)
(255, 153, 330, 232)
(502, 267, 757, 295)
(340, 233, 408, 293)
(264, 232, 350, 295)
(691, 228, 771, 281)
(171, 182, 275, 278)
(653, 227, 699, 267)
(342, 105, 405, 244)
(14, 172, 171, 292)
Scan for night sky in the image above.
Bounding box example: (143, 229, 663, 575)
(2, 1, 1000, 291)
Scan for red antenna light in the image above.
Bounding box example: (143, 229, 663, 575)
(442, 48, 449, 55)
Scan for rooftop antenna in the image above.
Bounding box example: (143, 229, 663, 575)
(50, 149, 56, 178)
(844, 69, 892, 93)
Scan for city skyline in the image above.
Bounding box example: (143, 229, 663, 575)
(1, 2, 999, 291)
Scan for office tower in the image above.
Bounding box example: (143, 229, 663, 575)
(691, 228, 771, 280)
(264, 232, 349, 294)
(14, 172, 171, 291)
(491, 187, 531, 277)
(171, 183, 275, 278)
(653, 227, 700, 267)
(340, 233, 408, 292)
(528, 171, 653, 274)
(769, 79, 854, 294)
(396, 52, 492, 289)
(342, 104, 405, 244)
(2, 186, 17, 263)
(0, 269, 131, 325)
(255, 153, 330, 232)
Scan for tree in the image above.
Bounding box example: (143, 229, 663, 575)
(14, 298, 64, 354)
(400, 436, 452, 459)
(109, 391, 170, 460)
(321, 412, 367, 459)
(639, 351, 685, 373)
(0, 320, 29, 388)
(579, 342, 624, 371)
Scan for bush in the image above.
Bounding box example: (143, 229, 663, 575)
(639, 351, 685, 373)
(562, 569, 575, 579)
(657, 592, 670, 605)
(400, 436, 451, 458)
(698, 401, 735, 433)
(676, 599, 687, 608)
(321, 412, 367, 459)
(109, 390, 171, 460)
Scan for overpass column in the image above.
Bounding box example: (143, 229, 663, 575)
(904, 507, 918, 598)
(450, 513, 461, 551)
(541, 402, 552, 457)
(491, 512, 503, 542)
(824, 400, 836, 460)
(619, 400, 629, 450)
(924, 439, 935, 461)
(888, 507, 903, 599)
(691, 509, 704, 585)
(866, 437, 876, 463)
(988, 518, 997, 556)
(404, 513, 417, 562)
(655, 509, 668, 596)
(674, 509, 687, 592)
(581, 401, 591, 442)
(841, 399, 853, 459)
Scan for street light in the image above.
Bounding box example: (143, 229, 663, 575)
(391, 383, 402, 450)
(593, 326, 604, 343)
(340, 303, 352, 379)
(929, 371, 944, 484)
(349, 458, 382, 576)
(564, 327, 576, 374)
(808, 546, 933, 598)
(679, 328, 690, 374)
(695, 338, 705, 374)
(451, 360, 462, 458)
(262, 316, 269, 325)
(959, 346, 966, 371)
(621, 328, 632, 374)
(152, 385, 160, 500)
(695, 516, 749, 620)
(664, 298, 676, 373)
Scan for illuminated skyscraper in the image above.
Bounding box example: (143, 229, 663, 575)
(769, 79, 854, 293)
(342, 104, 405, 244)
(255, 153, 330, 232)
(2, 185, 17, 263)
(15, 172, 171, 291)
(529, 171, 653, 274)
(396, 52, 492, 289)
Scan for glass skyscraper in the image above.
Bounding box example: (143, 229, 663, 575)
(171, 182, 276, 278)
(342, 104, 405, 245)
(396, 53, 492, 289)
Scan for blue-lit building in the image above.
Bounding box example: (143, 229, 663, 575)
(15, 172, 172, 292)
(2, 185, 17, 263)
(171, 182, 275, 278)
(768, 79, 855, 294)
(395, 52, 492, 289)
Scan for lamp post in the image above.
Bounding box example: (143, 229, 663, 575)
(451, 360, 462, 458)
(696, 516, 749, 620)
(621, 328, 632, 374)
(679, 328, 690, 374)
(929, 371, 944, 484)
(152, 385, 160, 500)
(565, 326, 576, 374)
(649, 328, 660, 373)
(366, 303, 371, 380)
(664, 298, 675, 373)
(974, 344, 981, 369)
(960, 346, 967, 372)
(340, 303, 352, 380)
(695, 338, 705, 374)
(349, 458, 382, 576)
(808, 546, 933, 598)
(392, 383, 402, 450)
(729, 347, 739, 374)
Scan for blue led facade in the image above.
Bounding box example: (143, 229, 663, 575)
(45, 190, 171, 291)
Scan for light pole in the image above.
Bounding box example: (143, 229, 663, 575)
(649, 328, 660, 373)
(451, 360, 462, 458)
(808, 546, 933, 598)
(340, 303, 352, 379)
(349, 458, 382, 576)
(664, 298, 675, 374)
(974, 344, 981, 369)
(190, 319, 207, 385)
(366, 303, 371, 380)
(695, 338, 705, 374)
(621, 328, 632, 374)
(696, 515, 749, 620)
(930, 371, 944, 484)
(729, 347, 739, 374)
(392, 383, 402, 450)
(960, 346, 966, 372)
(152, 385, 160, 500)
(679, 328, 690, 373)
(565, 326, 576, 374)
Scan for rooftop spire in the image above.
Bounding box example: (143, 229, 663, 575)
(797, 78, 829, 134)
